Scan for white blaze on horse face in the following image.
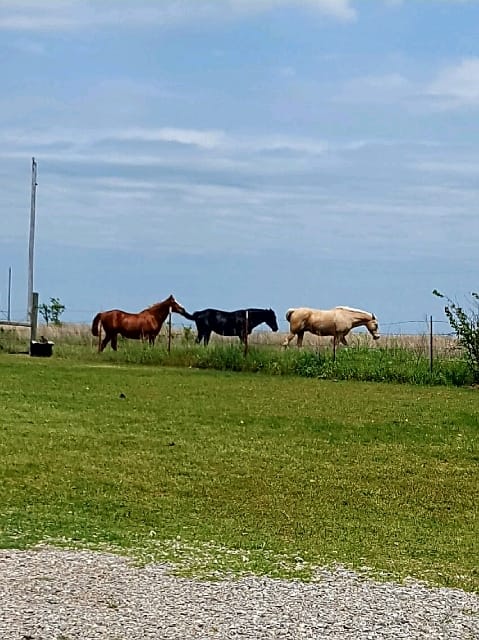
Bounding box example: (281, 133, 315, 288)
(368, 320, 380, 339)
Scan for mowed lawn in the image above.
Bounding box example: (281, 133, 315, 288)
(0, 355, 477, 591)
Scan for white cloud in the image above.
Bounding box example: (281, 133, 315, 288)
(0, 0, 356, 32)
(0, 125, 329, 156)
(427, 58, 479, 108)
(112, 127, 227, 149)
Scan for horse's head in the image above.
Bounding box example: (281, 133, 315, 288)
(266, 308, 279, 332)
(167, 294, 186, 316)
(366, 313, 380, 340)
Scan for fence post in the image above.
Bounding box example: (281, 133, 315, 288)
(244, 309, 249, 357)
(167, 307, 172, 354)
(30, 292, 38, 342)
(429, 315, 433, 373)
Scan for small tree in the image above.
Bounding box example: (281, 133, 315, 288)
(433, 289, 479, 381)
(39, 297, 65, 326)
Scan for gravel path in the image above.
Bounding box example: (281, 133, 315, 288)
(0, 548, 477, 639)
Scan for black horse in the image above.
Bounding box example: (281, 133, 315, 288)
(181, 307, 279, 345)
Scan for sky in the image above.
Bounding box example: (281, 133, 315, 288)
(1, 0, 479, 335)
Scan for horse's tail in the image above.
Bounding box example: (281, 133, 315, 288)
(285, 308, 296, 323)
(91, 312, 102, 337)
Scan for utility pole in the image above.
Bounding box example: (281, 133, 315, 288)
(7, 267, 12, 321)
(27, 157, 37, 322)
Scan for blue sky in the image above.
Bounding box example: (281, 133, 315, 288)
(1, 0, 479, 334)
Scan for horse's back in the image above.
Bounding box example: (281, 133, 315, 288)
(99, 309, 126, 328)
(286, 305, 376, 339)
(98, 308, 154, 337)
(194, 308, 248, 337)
(287, 307, 337, 335)
(192, 308, 230, 324)
(286, 307, 314, 329)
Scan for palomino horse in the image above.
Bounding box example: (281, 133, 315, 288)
(181, 307, 279, 346)
(282, 306, 380, 348)
(91, 294, 185, 352)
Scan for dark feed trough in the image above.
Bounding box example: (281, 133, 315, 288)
(30, 339, 54, 357)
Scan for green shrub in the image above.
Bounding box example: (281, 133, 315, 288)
(433, 290, 479, 382)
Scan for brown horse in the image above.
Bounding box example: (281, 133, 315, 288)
(91, 294, 185, 352)
(282, 305, 380, 349)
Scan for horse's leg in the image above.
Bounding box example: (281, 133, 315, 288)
(194, 323, 204, 345)
(111, 333, 118, 351)
(340, 334, 348, 346)
(296, 331, 305, 348)
(204, 330, 211, 346)
(100, 332, 111, 352)
(282, 332, 297, 348)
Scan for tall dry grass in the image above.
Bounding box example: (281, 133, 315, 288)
(1, 321, 460, 358)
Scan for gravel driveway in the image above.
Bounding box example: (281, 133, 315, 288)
(0, 548, 477, 639)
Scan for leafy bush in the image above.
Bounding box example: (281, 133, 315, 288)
(433, 290, 479, 382)
(39, 297, 65, 326)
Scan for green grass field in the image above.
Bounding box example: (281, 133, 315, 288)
(0, 323, 473, 386)
(0, 353, 478, 591)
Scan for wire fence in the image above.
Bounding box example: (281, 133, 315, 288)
(1, 312, 460, 360)
(0, 309, 454, 334)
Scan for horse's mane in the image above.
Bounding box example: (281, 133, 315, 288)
(335, 305, 372, 316)
(145, 298, 173, 312)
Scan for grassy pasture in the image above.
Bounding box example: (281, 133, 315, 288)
(0, 354, 477, 591)
(0, 322, 471, 386)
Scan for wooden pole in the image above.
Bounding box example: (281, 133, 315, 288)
(30, 292, 38, 342)
(27, 158, 38, 322)
(244, 309, 249, 357)
(167, 307, 172, 353)
(7, 267, 12, 322)
(429, 315, 433, 374)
